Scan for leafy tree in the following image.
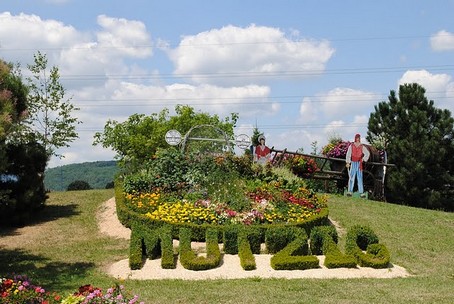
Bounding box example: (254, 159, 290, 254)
(367, 83, 454, 211)
(0, 61, 28, 140)
(93, 105, 238, 171)
(0, 141, 48, 226)
(67, 180, 92, 191)
(105, 181, 115, 189)
(22, 51, 81, 159)
(1, 59, 48, 226)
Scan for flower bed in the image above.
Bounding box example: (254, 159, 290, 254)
(124, 181, 326, 227)
(0, 275, 144, 304)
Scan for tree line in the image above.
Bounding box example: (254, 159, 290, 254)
(44, 160, 118, 191)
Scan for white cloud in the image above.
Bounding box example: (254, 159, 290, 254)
(294, 88, 376, 153)
(399, 70, 452, 91)
(399, 70, 454, 111)
(96, 15, 152, 58)
(299, 87, 377, 121)
(84, 81, 278, 120)
(299, 97, 319, 123)
(430, 30, 454, 51)
(168, 24, 335, 85)
(0, 12, 83, 63)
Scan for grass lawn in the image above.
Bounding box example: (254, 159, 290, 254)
(1, 189, 453, 303)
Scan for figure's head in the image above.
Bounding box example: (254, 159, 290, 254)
(354, 133, 361, 142)
(258, 135, 266, 144)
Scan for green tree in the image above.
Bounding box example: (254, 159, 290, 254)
(67, 180, 92, 191)
(251, 127, 263, 147)
(1, 59, 48, 226)
(23, 51, 81, 159)
(1, 61, 25, 174)
(367, 83, 454, 211)
(93, 105, 238, 170)
(0, 61, 28, 140)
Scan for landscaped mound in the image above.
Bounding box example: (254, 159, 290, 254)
(115, 148, 389, 271)
(117, 148, 328, 231)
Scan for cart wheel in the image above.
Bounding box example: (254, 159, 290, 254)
(363, 170, 377, 198)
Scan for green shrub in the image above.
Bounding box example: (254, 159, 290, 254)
(129, 224, 144, 270)
(105, 181, 115, 189)
(223, 225, 240, 254)
(265, 226, 306, 254)
(345, 225, 379, 251)
(310, 225, 356, 269)
(246, 226, 262, 254)
(179, 227, 222, 271)
(123, 171, 151, 194)
(142, 230, 161, 260)
(360, 243, 390, 268)
(159, 225, 176, 269)
(309, 225, 338, 255)
(345, 225, 390, 268)
(0, 141, 47, 226)
(67, 180, 92, 191)
(238, 230, 256, 270)
(270, 230, 319, 270)
(323, 241, 357, 269)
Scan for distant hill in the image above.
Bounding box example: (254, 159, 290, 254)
(44, 160, 119, 191)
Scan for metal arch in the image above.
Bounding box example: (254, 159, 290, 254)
(180, 124, 233, 153)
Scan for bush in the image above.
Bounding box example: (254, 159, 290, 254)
(0, 141, 48, 226)
(345, 225, 390, 268)
(223, 225, 240, 254)
(179, 227, 222, 271)
(160, 225, 176, 269)
(345, 225, 379, 251)
(265, 226, 306, 254)
(310, 225, 356, 268)
(67, 180, 92, 191)
(105, 181, 115, 189)
(270, 229, 320, 270)
(309, 225, 338, 255)
(238, 230, 256, 270)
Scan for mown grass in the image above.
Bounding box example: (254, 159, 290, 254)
(1, 189, 453, 303)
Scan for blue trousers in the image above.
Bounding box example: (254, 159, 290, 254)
(348, 161, 364, 193)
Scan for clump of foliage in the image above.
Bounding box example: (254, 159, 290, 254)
(67, 180, 92, 191)
(1, 59, 48, 226)
(93, 105, 238, 173)
(123, 149, 327, 226)
(368, 83, 454, 211)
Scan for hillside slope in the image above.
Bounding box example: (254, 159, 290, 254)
(44, 160, 119, 191)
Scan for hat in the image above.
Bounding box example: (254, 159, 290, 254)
(258, 135, 266, 142)
(355, 133, 361, 139)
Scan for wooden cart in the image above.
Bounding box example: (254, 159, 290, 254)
(270, 145, 394, 201)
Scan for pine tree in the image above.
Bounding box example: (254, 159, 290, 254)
(367, 83, 454, 210)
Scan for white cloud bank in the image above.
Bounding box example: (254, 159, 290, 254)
(168, 24, 335, 85)
(430, 30, 454, 51)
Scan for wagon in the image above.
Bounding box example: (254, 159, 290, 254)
(270, 145, 394, 201)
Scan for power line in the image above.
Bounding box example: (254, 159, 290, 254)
(1, 33, 452, 51)
(56, 64, 454, 81)
(70, 90, 450, 107)
(76, 122, 368, 132)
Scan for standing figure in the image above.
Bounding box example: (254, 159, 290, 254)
(254, 135, 271, 165)
(345, 133, 370, 197)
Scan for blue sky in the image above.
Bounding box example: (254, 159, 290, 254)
(1, 0, 453, 167)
